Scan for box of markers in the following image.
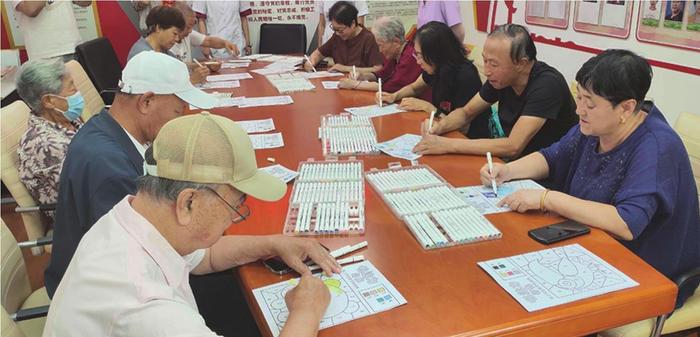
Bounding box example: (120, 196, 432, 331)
(319, 114, 379, 157)
(365, 164, 501, 250)
(282, 158, 365, 236)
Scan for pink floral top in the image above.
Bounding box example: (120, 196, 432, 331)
(17, 114, 82, 219)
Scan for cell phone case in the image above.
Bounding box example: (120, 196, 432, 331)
(528, 221, 591, 244)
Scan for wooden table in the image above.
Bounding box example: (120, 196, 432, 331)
(200, 63, 676, 337)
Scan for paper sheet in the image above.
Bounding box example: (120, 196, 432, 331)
(267, 77, 315, 93)
(252, 67, 297, 76)
(239, 53, 272, 60)
(253, 260, 407, 337)
(322, 81, 339, 89)
(478, 244, 638, 312)
(259, 164, 298, 183)
(345, 104, 404, 118)
(196, 80, 240, 89)
(455, 179, 545, 215)
(601, 1, 627, 28)
(238, 96, 294, 108)
(296, 71, 344, 79)
(206, 73, 253, 81)
(189, 95, 245, 110)
(577, 1, 600, 24)
(221, 63, 250, 69)
(236, 118, 275, 133)
(374, 134, 422, 161)
(249, 133, 284, 149)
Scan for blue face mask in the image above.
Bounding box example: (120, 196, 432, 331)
(53, 92, 85, 122)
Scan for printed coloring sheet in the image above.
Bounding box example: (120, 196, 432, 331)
(253, 261, 407, 337)
(478, 244, 638, 311)
(456, 179, 545, 214)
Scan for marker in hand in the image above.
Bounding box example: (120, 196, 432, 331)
(487, 152, 498, 197)
(352, 65, 357, 80)
(427, 110, 435, 134)
(304, 55, 316, 72)
(378, 78, 383, 108)
(193, 59, 205, 68)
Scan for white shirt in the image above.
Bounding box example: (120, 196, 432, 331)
(13, 1, 83, 60)
(42, 196, 213, 337)
(171, 30, 206, 63)
(122, 127, 147, 159)
(192, 1, 249, 57)
(316, 0, 369, 44)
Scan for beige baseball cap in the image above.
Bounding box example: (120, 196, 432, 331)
(144, 111, 286, 201)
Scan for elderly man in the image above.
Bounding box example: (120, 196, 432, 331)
(44, 51, 217, 297)
(415, 24, 578, 160)
(338, 16, 424, 95)
(170, 2, 240, 63)
(43, 112, 337, 337)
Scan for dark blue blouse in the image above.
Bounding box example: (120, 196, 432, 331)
(540, 102, 699, 307)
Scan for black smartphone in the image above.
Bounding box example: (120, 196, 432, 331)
(528, 220, 591, 245)
(262, 244, 330, 275)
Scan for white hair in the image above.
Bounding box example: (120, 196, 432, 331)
(15, 59, 66, 113)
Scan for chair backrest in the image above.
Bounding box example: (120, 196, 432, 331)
(1, 219, 32, 316)
(0, 102, 47, 249)
(75, 37, 121, 104)
(259, 24, 307, 55)
(674, 112, 700, 194)
(64, 60, 104, 121)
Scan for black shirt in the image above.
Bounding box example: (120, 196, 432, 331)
(479, 61, 578, 158)
(422, 61, 490, 138)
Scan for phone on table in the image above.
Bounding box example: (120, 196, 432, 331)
(528, 220, 591, 245)
(263, 243, 330, 275)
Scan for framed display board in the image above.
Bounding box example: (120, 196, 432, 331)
(573, 0, 634, 39)
(637, 0, 700, 51)
(525, 1, 571, 29)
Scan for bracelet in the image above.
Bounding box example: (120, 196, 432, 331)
(539, 189, 550, 212)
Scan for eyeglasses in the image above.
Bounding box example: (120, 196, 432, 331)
(329, 23, 350, 33)
(203, 187, 250, 224)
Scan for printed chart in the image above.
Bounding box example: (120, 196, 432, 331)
(478, 243, 638, 311)
(253, 261, 406, 336)
(456, 179, 545, 214)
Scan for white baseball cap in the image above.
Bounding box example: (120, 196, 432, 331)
(119, 51, 217, 109)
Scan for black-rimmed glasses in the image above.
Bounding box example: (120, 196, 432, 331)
(204, 187, 250, 224)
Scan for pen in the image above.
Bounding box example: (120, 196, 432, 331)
(378, 78, 383, 108)
(308, 255, 365, 272)
(486, 152, 498, 196)
(352, 65, 356, 80)
(193, 59, 205, 68)
(330, 240, 368, 258)
(304, 55, 316, 72)
(428, 110, 435, 134)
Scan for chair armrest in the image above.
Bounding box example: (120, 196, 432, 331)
(9, 305, 49, 322)
(17, 235, 53, 248)
(15, 203, 56, 213)
(674, 265, 700, 290)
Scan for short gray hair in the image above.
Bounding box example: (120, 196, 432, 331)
(136, 174, 220, 202)
(488, 24, 537, 63)
(15, 59, 66, 113)
(372, 16, 405, 43)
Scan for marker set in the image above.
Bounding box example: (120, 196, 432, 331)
(265, 74, 315, 94)
(366, 165, 501, 250)
(284, 160, 365, 236)
(320, 114, 378, 156)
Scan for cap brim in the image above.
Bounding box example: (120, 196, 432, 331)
(231, 169, 287, 202)
(175, 87, 218, 109)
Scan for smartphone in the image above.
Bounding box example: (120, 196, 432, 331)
(263, 244, 330, 275)
(528, 220, 591, 245)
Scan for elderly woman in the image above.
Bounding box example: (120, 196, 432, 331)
(338, 16, 424, 96)
(16, 60, 84, 218)
(484, 49, 699, 307)
(304, 1, 383, 75)
(380, 21, 482, 118)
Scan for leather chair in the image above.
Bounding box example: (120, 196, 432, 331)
(64, 60, 105, 121)
(0, 101, 53, 255)
(1, 219, 50, 337)
(259, 23, 307, 54)
(74, 37, 121, 105)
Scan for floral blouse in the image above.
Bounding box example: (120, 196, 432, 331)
(17, 114, 82, 219)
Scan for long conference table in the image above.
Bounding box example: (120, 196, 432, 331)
(192, 60, 677, 337)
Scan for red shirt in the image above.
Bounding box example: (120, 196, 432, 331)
(374, 42, 431, 101)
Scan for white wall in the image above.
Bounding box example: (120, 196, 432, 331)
(461, 1, 700, 124)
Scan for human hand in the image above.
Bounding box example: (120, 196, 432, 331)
(244, 45, 252, 56)
(413, 133, 452, 155)
(303, 61, 315, 72)
(202, 47, 212, 59)
(398, 97, 431, 113)
(377, 92, 396, 105)
(497, 189, 546, 213)
(328, 64, 350, 73)
(284, 273, 330, 320)
(338, 78, 359, 89)
(479, 162, 509, 186)
(271, 236, 341, 276)
(190, 66, 210, 84)
(224, 41, 240, 57)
